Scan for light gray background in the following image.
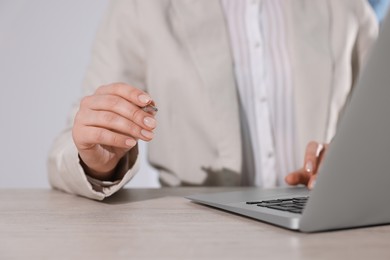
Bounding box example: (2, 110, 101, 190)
(0, 0, 159, 188)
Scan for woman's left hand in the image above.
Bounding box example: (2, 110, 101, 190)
(285, 141, 328, 189)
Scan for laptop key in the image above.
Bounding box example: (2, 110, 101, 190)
(246, 201, 263, 205)
(263, 200, 282, 203)
(257, 202, 282, 207)
(266, 205, 290, 211)
(277, 199, 294, 202)
(292, 197, 309, 200)
(247, 201, 284, 205)
(279, 203, 296, 207)
(288, 209, 303, 214)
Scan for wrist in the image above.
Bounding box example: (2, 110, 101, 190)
(78, 155, 118, 181)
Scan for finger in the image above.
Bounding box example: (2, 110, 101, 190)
(308, 174, 317, 190)
(81, 110, 155, 141)
(304, 141, 322, 174)
(75, 126, 137, 150)
(316, 143, 329, 171)
(285, 170, 311, 186)
(306, 145, 327, 190)
(95, 83, 153, 108)
(82, 95, 157, 131)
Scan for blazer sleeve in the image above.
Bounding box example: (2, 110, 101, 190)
(47, 0, 146, 200)
(352, 0, 379, 85)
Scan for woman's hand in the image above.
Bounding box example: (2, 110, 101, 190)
(285, 141, 328, 189)
(72, 83, 157, 181)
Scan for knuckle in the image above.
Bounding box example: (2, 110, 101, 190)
(93, 128, 105, 143)
(112, 82, 128, 94)
(114, 82, 127, 87)
(107, 95, 121, 108)
(95, 84, 109, 94)
(73, 111, 82, 125)
(111, 133, 120, 146)
(128, 124, 141, 138)
(80, 96, 91, 108)
(131, 108, 143, 123)
(127, 88, 138, 101)
(101, 112, 117, 124)
(95, 83, 123, 95)
(74, 107, 89, 126)
(111, 83, 121, 92)
(130, 88, 141, 100)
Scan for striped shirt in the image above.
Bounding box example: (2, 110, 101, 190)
(221, 0, 297, 187)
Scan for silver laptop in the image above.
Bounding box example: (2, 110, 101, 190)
(187, 13, 390, 232)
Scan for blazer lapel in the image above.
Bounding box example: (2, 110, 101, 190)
(285, 0, 333, 162)
(170, 0, 243, 174)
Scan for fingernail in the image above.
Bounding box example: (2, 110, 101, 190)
(143, 117, 156, 128)
(138, 94, 151, 104)
(305, 161, 313, 173)
(125, 139, 136, 147)
(309, 180, 316, 189)
(141, 129, 154, 139)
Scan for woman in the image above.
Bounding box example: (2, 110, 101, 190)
(48, 0, 378, 200)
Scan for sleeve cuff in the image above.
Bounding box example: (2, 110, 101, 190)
(48, 131, 140, 200)
(84, 146, 140, 195)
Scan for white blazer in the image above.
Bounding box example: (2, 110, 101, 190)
(48, 0, 378, 200)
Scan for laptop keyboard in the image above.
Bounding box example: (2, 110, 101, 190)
(246, 196, 309, 214)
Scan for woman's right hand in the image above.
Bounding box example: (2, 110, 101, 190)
(72, 83, 157, 181)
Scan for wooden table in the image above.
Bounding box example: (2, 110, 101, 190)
(1, 188, 390, 259)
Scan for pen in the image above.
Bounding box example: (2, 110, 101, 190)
(142, 104, 158, 114)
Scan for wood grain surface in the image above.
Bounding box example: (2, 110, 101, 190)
(1, 188, 390, 259)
